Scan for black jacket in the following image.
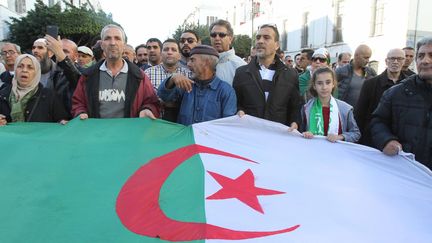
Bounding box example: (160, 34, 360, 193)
(233, 56, 303, 126)
(355, 70, 407, 146)
(0, 71, 13, 89)
(0, 84, 68, 123)
(370, 75, 432, 169)
(47, 57, 81, 117)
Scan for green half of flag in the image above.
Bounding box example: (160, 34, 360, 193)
(0, 118, 205, 243)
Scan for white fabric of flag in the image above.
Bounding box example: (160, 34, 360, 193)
(192, 115, 432, 243)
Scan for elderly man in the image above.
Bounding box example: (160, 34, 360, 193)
(32, 36, 81, 115)
(158, 45, 236, 125)
(122, 44, 136, 63)
(0, 42, 21, 89)
(370, 37, 432, 169)
(209, 19, 246, 85)
(72, 24, 160, 119)
(233, 24, 302, 128)
(336, 44, 377, 106)
(355, 48, 407, 146)
(61, 39, 78, 63)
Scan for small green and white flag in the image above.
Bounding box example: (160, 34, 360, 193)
(0, 116, 431, 242)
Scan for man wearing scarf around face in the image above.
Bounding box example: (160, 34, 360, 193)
(0, 54, 68, 125)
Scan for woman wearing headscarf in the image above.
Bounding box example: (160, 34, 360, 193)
(0, 54, 68, 125)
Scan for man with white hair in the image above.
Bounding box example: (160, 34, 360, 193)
(355, 48, 407, 146)
(72, 24, 160, 119)
(122, 44, 136, 63)
(371, 37, 432, 169)
(0, 42, 21, 89)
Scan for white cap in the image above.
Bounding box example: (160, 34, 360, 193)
(34, 38, 47, 45)
(78, 46, 94, 57)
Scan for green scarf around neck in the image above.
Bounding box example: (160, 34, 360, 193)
(9, 87, 38, 122)
(309, 98, 325, 135)
(309, 97, 339, 136)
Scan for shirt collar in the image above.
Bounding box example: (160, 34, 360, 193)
(99, 59, 128, 77)
(194, 76, 220, 90)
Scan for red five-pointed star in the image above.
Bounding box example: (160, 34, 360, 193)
(206, 169, 285, 214)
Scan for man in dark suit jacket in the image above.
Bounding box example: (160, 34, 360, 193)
(355, 48, 407, 146)
(233, 24, 302, 128)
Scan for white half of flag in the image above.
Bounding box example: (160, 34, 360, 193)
(192, 115, 432, 243)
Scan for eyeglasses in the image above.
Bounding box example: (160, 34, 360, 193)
(388, 57, 405, 62)
(1, 50, 16, 56)
(210, 32, 228, 38)
(180, 38, 196, 44)
(312, 57, 327, 63)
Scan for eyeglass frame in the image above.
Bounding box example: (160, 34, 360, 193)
(180, 38, 197, 44)
(210, 32, 228, 38)
(0, 50, 17, 57)
(312, 57, 328, 63)
(387, 57, 405, 62)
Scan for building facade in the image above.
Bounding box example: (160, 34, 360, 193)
(229, 0, 432, 72)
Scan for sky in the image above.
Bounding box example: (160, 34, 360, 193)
(98, 0, 228, 47)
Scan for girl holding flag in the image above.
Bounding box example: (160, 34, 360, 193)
(300, 67, 360, 143)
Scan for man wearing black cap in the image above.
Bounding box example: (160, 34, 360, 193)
(158, 45, 237, 125)
(232, 24, 302, 128)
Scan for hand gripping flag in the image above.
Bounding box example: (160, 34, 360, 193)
(0, 116, 431, 242)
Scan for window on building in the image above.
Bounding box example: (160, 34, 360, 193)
(15, 0, 26, 14)
(370, 0, 385, 36)
(281, 19, 288, 51)
(301, 12, 309, 48)
(206, 16, 217, 26)
(333, 0, 344, 43)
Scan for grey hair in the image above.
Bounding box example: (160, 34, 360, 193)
(200, 54, 219, 71)
(209, 19, 234, 37)
(1, 42, 21, 54)
(416, 36, 432, 56)
(100, 24, 126, 42)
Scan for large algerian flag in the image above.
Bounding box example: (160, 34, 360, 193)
(0, 116, 431, 242)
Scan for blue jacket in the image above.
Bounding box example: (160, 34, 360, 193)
(158, 76, 237, 126)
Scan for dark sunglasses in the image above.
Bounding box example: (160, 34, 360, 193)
(312, 57, 327, 63)
(180, 38, 196, 44)
(210, 32, 228, 38)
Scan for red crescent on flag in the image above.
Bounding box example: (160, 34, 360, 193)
(116, 144, 300, 241)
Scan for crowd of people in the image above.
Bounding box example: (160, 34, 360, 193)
(0, 20, 431, 170)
